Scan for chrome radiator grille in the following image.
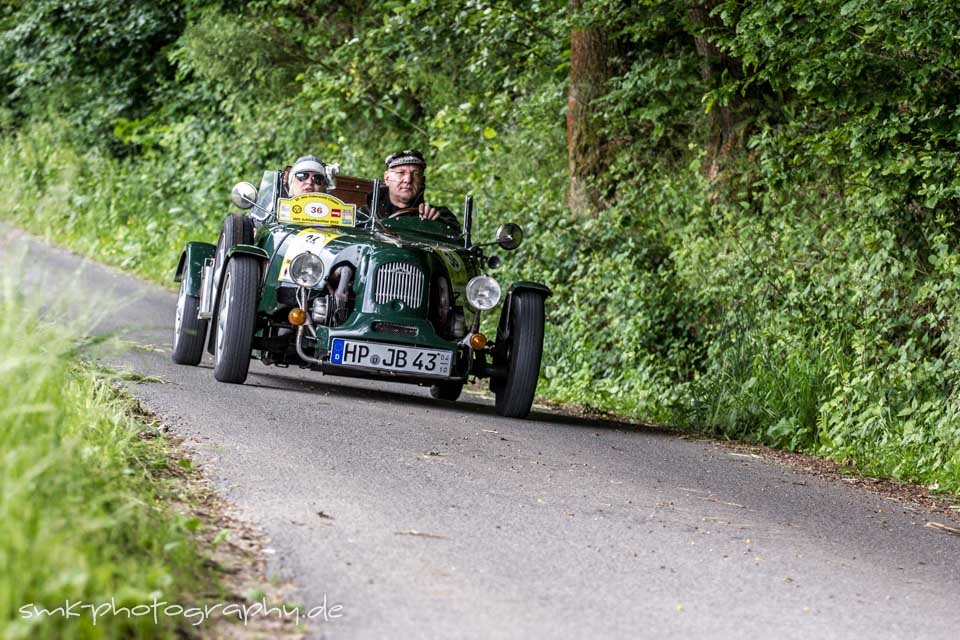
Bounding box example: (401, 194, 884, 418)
(374, 262, 425, 308)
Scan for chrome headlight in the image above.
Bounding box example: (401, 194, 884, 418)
(289, 252, 324, 288)
(465, 275, 501, 310)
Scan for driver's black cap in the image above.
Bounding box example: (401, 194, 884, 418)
(385, 149, 426, 170)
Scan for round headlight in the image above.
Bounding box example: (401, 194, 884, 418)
(289, 252, 324, 288)
(465, 275, 501, 310)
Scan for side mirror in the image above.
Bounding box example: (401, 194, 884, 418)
(495, 223, 524, 251)
(231, 182, 258, 210)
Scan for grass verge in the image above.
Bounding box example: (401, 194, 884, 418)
(0, 268, 210, 638)
(0, 268, 300, 638)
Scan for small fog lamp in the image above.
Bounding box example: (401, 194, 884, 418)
(288, 307, 307, 326)
(465, 275, 501, 310)
(289, 252, 324, 288)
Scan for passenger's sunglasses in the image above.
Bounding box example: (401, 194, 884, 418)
(294, 171, 325, 184)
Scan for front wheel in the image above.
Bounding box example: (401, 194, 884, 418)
(493, 292, 545, 418)
(208, 214, 254, 354)
(213, 256, 259, 383)
(172, 277, 208, 365)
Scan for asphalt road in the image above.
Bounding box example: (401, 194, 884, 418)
(5, 227, 960, 639)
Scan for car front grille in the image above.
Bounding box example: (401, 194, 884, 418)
(374, 262, 425, 308)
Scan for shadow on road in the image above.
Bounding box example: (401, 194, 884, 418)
(240, 366, 675, 438)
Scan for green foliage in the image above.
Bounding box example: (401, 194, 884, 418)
(0, 0, 184, 143)
(2, 0, 960, 492)
(0, 268, 212, 638)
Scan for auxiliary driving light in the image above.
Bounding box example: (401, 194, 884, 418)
(469, 333, 488, 350)
(288, 307, 307, 326)
(289, 252, 324, 288)
(465, 275, 501, 310)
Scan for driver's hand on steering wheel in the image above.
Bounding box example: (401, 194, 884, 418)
(419, 202, 441, 220)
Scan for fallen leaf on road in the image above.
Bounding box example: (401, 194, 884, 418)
(925, 521, 960, 536)
(677, 486, 708, 494)
(700, 497, 745, 508)
(395, 530, 447, 540)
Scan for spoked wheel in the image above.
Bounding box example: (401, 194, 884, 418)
(172, 276, 208, 365)
(208, 214, 254, 354)
(213, 255, 259, 384)
(430, 380, 464, 402)
(493, 291, 545, 418)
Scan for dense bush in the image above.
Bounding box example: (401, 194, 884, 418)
(2, 0, 960, 491)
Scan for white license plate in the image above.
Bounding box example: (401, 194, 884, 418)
(329, 339, 452, 377)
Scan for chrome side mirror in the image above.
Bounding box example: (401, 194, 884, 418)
(231, 182, 258, 210)
(495, 223, 524, 251)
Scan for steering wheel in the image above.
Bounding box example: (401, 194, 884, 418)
(387, 207, 422, 219)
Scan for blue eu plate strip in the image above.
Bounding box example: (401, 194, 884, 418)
(330, 338, 345, 364)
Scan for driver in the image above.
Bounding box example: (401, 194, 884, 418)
(380, 149, 455, 222)
(287, 155, 328, 197)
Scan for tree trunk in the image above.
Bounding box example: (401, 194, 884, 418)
(566, 0, 612, 215)
(688, 0, 748, 184)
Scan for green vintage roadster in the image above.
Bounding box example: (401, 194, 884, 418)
(171, 163, 550, 418)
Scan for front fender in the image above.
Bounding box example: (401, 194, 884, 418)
(495, 281, 551, 345)
(174, 242, 216, 297)
(225, 244, 269, 261)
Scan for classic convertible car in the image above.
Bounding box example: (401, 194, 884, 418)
(171, 162, 550, 418)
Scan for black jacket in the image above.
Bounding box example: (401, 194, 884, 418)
(366, 186, 457, 223)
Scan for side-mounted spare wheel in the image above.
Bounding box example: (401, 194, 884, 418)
(493, 291, 546, 418)
(172, 276, 208, 365)
(213, 255, 259, 384)
(208, 214, 254, 354)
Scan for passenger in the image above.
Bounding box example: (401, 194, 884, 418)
(287, 155, 328, 197)
(380, 149, 455, 222)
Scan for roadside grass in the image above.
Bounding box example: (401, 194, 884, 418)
(0, 269, 215, 638)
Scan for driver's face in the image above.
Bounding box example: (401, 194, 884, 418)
(384, 166, 424, 207)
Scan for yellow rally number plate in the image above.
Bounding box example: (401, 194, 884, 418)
(277, 194, 356, 227)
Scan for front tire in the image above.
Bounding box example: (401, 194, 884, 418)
(493, 292, 545, 418)
(213, 256, 259, 384)
(208, 214, 254, 354)
(172, 277, 208, 365)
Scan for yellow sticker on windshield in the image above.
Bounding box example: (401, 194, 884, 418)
(277, 194, 356, 227)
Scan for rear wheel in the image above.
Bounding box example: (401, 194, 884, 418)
(213, 256, 259, 383)
(208, 214, 254, 354)
(171, 277, 207, 365)
(430, 381, 464, 401)
(493, 292, 545, 418)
